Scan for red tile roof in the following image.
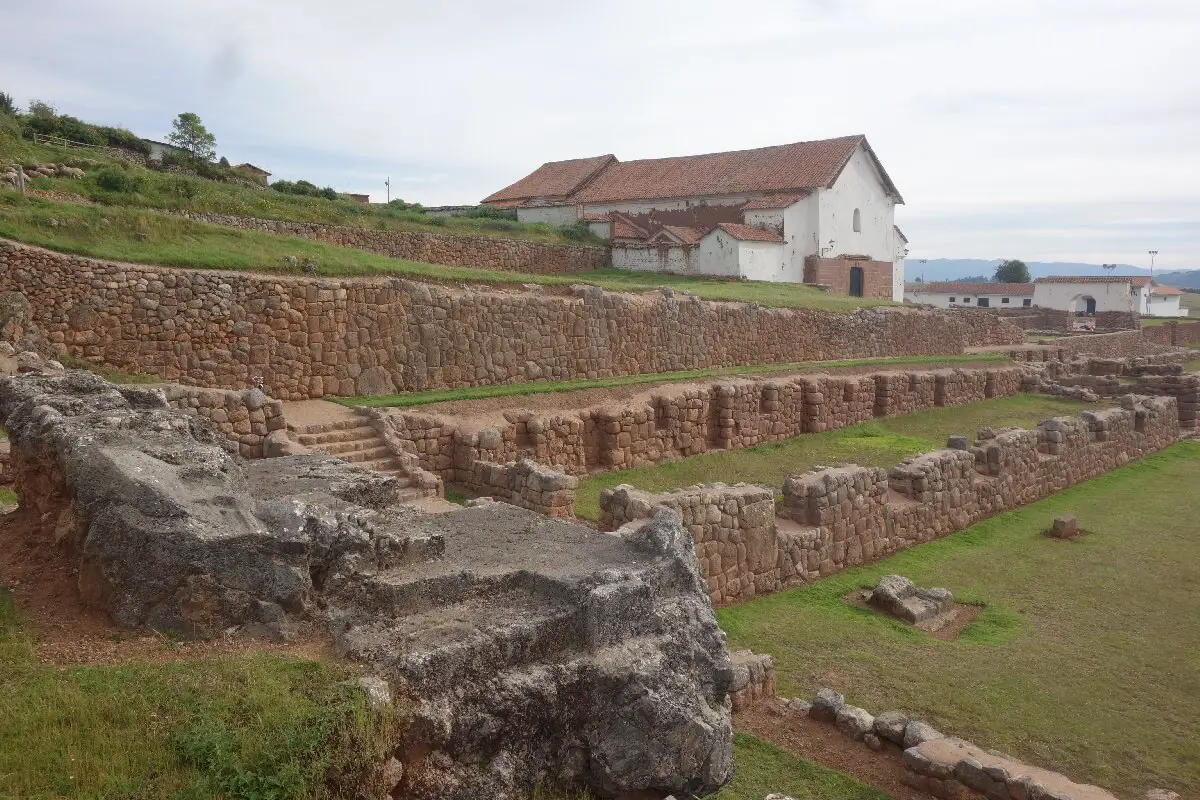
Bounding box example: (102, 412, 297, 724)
(1152, 285, 1183, 296)
(742, 192, 809, 210)
(610, 213, 651, 240)
(482, 154, 616, 204)
(1035, 275, 1152, 287)
(712, 223, 785, 243)
(570, 136, 900, 205)
(654, 225, 706, 246)
(911, 282, 1034, 295)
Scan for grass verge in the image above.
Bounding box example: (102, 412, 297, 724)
(0, 589, 399, 798)
(575, 394, 1094, 519)
(336, 355, 1010, 408)
(717, 442, 1200, 799)
(0, 193, 889, 311)
(709, 732, 889, 799)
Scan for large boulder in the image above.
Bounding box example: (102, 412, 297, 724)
(868, 574, 954, 624)
(0, 370, 737, 799)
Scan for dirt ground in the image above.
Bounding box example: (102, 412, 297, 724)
(412, 359, 1010, 433)
(0, 507, 344, 667)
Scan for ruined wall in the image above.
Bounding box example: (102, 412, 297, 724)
(1142, 320, 1200, 347)
(161, 384, 286, 459)
(464, 458, 578, 518)
(599, 398, 1180, 605)
(0, 239, 1023, 400)
(1052, 330, 1179, 358)
(375, 366, 1030, 483)
(172, 211, 610, 275)
(1133, 373, 1200, 429)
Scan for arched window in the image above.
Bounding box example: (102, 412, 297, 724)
(852, 208, 862, 232)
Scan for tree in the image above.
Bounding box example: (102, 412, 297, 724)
(994, 259, 1031, 283)
(0, 92, 13, 115)
(166, 112, 216, 161)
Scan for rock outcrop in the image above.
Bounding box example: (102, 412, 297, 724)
(0, 369, 736, 799)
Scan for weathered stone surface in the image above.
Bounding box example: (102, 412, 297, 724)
(874, 710, 910, 745)
(0, 370, 737, 799)
(904, 720, 944, 749)
(1051, 515, 1078, 538)
(835, 705, 875, 740)
(869, 574, 954, 624)
(810, 688, 845, 722)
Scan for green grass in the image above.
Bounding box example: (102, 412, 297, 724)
(708, 732, 889, 799)
(59, 353, 160, 384)
(1185, 359, 1200, 372)
(0, 489, 16, 504)
(575, 393, 1093, 519)
(0, 589, 398, 798)
(0, 126, 595, 246)
(336, 354, 1010, 408)
(0, 194, 887, 311)
(717, 442, 1200, 799)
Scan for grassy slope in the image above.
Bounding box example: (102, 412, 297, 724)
(338, 355, 1009, 408)
(575, 394, 1093, 519)
(710, 733, 890, 800)
(0, 590, 395, 798)
(0, 193, 886, 311)
(717, 442, 1200, 799)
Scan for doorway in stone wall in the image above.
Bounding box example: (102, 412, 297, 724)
(849, 266, 864, 297)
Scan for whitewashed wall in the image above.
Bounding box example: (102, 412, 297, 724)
(907, 290, 1034, 309)
(581, 194, 752, 217)
(1146, 295, 1186, 317)
(516, 205, 578, 226)
(694, 231, 742, 277)
(781, 195, 819, 281)
(743, 209, 784, 235)
(817, 146, 896, 263)
(1032, 282, 1138, 313)
(587, 220, 611, 240)
(737, 241, 787, 282)
(611, 244, 693, 273)
(892, 256, 906, 302)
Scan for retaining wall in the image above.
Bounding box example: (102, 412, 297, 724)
(599, 397, 1180, 605)
(464, 458, 578, 518)
(1142, 320, 1200, 347)
(1052, 330, 1179, 358)
(161, 384, 286, 459)
(172, 211, 610, 275)
(0, 238, 1024, 400)
(374, 366, 1030, 482)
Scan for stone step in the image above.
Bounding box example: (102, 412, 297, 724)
(294, 424, 379, 445)
(329, 446, 395, 465)
(287, 417, 371, 436)
(312, 437, 389, 455)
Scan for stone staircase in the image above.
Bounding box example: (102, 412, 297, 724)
(288, 417, 424, 499)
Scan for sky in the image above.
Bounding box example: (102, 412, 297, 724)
(2, 0, 1198, 268)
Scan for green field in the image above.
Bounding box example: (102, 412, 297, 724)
(575, 394, 1093, 519)
(0, 193, 887, 312)
(709, 733, 888, 800)
(0, 590, 396, 798)
(338, 354, 1009, 408)
(717, 442, 1200, 799)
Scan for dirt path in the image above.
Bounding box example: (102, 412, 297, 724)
(736, 701, 932, 800)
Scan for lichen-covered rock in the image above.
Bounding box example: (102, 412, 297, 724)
(835, 705, 875, 740)
(869, 574, 954, 624)
(811, 688, 845, 722)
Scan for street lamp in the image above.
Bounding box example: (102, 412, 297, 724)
(1148, 250, 1158, 277)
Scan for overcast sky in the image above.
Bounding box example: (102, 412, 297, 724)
(3, 0, 1198, 268)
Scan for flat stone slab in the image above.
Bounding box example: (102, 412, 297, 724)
(911, 737, 1120, 800)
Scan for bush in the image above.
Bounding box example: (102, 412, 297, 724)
(464, 205, 517, 221)
(270, 179, 341, 201)
(92, 165, 143, 194)
(99, 126, 150, 155)
(0, 92, 13, 115)
(168, 176, 200, 199)
(559, 221, 595, 242)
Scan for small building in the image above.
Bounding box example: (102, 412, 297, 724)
(141, 138, 190, 162)
(482, 135, 906, 300)
(1146, 284, 1188, 317)
(232, 163, 272, 186)
(905, 282, 1034, 309)
(1032, 276, 1151, 315)
(343, 193, 371, 205)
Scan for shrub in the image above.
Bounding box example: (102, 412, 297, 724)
(464, 205, 517, 221)
(99, 126, 150, 155)
(168, 176, 200, 199)
(92, 165, 143, 194)
(559, 221, 595, 242)
(0, 92, 13, 115)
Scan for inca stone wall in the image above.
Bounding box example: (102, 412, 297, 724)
(463, 458, 579, 518)
(0, 238, 1025, 400)
(600, 397, 1180, 605)
(375, 366, 1030, 483)
(1142, 320, 1200, 347)
(172, 211, 610, 275)
(161, 384, 286, 458)
(1053, 330, 1179, 358)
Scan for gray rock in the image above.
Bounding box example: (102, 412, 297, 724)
(263, 429, 308, 458)
(863, 733, 883, 751)
(873, 710, 910, 745)
(357, 676, 392, 711)
(0, 370, 735, 800)
(1145, 791, 1180, 800)
(810, 688, 845, 722)
(869, 574, 954, 624)
(946, 435, 970, 450)
(783, 698, 811, 715)
(834, 705, 874, 740)
(903, 720, 943, 749)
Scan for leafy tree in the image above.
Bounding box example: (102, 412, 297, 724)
(994, 259, 1031, 283)
(0, 92, 13, 114)
(166, 112, 216, 161)
(218, 156, 230, 167)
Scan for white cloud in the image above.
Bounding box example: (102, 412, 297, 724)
(1, 0, 1197, 266)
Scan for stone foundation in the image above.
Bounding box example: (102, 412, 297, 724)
(600, 397, 1180, 605)
(464, 458, 578, 518)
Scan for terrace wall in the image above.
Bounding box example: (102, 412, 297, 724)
(374, 366, 1030, 482)
(160, 384, 286, 459)
(1141, 320, 1200, 347)
(0, 238, 1024, 400)
(599, 397, 1180, 605)
(172, 211, 610, 275)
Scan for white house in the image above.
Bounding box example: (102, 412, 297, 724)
(482, 135, 906, 301)
(905, 282, 1034, 309)
(1031, 276, 1152, 315)
(1146, 284, 1188, 317)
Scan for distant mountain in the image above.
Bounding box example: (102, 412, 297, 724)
(907, 259, 1200, 289)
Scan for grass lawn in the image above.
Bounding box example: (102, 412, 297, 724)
(717, 442, 1200, 799)
(708, 733, 889, 800)
(0, 193, 886, 311)
(337, 354, 1009, 409)
(0, 589, 396, 798)
(575, 394, 1093, 519)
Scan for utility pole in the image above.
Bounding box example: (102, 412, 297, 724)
(385, 177, 390, 204)
(1148, 249, 1158, 278)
